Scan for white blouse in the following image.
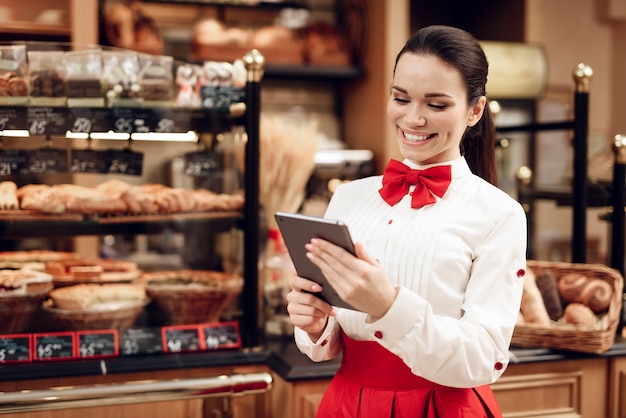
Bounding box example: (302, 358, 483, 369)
(294, 157, 527, 388)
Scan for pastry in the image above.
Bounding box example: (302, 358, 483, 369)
(49, 283, 146, 311)
(45, 258, 140, 283)
(0, 181, 18, 210)
(0, 269, 52, 295)
(563, 302, 597, 327)
(520, 268, 552, 325)
(557, 273, 613, 314)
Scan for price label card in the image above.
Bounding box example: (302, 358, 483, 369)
(77, 330, 118, 359)
(27, 107, 68, 136)
(33, 332, 76, 361)
(151, 108, 193, 133)
(71, 149, 108, 174)
(162, 325, 204, 353)
(110, 108, 153, 134)
(120, 327, 163, 356)
(106, 149, 144, 176)
(67, 107, 111, 134)
(28, 148, 69, 174)
(183, 151, 222, 177)
(0, 107, 27, 131)
(0, 149, 29, 176)
(0, 334, 32, 363)
(200, 86, 246, 111)
(201, 321, 241, 351)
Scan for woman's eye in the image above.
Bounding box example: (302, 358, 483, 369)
(429, 104, 447, 110)
(393, 97, 409, 104)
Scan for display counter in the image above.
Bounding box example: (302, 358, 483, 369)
(3, 337, 626, 417)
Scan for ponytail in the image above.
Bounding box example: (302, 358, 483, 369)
(461, 102, 498, 187)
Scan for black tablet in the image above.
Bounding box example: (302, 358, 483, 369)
(274, 211, 356, 310)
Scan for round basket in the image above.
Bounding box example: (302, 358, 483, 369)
(143, 270, 244, 325)
(0, 283, 52, 334)
(42, 298, 149, 331)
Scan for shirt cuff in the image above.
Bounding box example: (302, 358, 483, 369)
(364, 287, 426, 343)
(294, 317, 340, 362)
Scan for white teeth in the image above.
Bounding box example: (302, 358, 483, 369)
(404, 132, 430, 142)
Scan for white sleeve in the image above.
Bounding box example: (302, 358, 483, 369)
(294, 317, 342, 361)
(362, 205, 527, 388)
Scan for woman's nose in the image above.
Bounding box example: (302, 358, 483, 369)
(406, 106, 426, 126)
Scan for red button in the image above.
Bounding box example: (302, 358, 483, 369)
(374, 331, 383, 339)
(494, 362, 503, 370)
(388, 219, 393, 224)
(320, 339, 328, 347)
(516, 269, 525, 278)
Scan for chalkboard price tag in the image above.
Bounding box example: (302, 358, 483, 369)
(183, 151, 222, 177)
(110, 108, 153, 134)
(0, 149, 29, 176)
(200, 86, 246, 112)
(120, 327, 163, 356)
(0, 106, 27, 131)
(201, 321, 241, 351)
(28, 148, 69, 174)
(0, 334, 32, 363)
(33, 332, 76, 361)
(151, 108, 193, 133)
(68, 107, 111, 134)
(77, 330, 119, 359)
(162, 325, 204, 353)
(27, 107, 68, 136)
(71, 149, 108, 174)
(106, 149, 144, 176)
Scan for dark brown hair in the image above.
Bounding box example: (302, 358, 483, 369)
(394, 25, 498, 186)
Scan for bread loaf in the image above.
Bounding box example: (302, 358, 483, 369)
(520, 268, 552, 325)
(535, 270, 563, 321)
(49, 283, 146, 310)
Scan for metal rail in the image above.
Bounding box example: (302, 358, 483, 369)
(0, 372, 272, 414)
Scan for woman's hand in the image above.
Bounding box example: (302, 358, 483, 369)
(305, 239, 397, 319)
(286, 275, 334, 342)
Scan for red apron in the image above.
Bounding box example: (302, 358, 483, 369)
(315, 333, 502, 418)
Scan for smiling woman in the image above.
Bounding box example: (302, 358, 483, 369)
(286, 25, 527, 418)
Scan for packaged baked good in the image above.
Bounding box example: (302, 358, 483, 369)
(28, 50, 67, 106)
(102, 50, 143, 107)
(65, 49, 104, 107)
(139, 53, 173, 107)
(0, 44, 29, 105)
(174, 63, 202, 108)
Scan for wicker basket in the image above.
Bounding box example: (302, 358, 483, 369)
(511, 260, 624, 354)
(0, 283, 52, 334)
(142, 270, 244, 325)
(41, 298, 149, 331)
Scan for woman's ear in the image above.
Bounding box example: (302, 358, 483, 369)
(467, 96, 487, 127)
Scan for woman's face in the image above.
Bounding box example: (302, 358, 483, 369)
(387, 53, 486, 165)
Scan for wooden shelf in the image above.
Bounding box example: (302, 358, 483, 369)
(0, 21, 71, 37)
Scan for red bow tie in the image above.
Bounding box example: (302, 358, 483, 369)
(378, 159, 452, 208)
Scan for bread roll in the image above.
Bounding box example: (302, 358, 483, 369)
(520, 268, 552, 325)
(557, 273, 613, 314)
(563, 302, 597, 327)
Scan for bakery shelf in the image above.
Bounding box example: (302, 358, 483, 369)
(139, 0, 308, 9)
(0, 22, 71, 37)
(0, 211, 242, 238)
(264, 64, 365, 81)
